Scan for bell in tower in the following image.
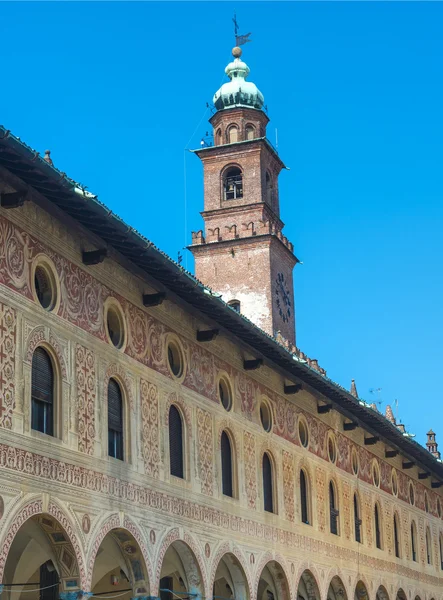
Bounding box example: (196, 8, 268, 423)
(190, 46, 299, 345)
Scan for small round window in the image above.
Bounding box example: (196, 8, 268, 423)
(372, 461, 380, 487)
(351, 448, 359, 475)
(409, 483, 415, 506)
(219, 377, 232, 411)
(391, 468, 398, 496)
(298, 418, 309, 448)
(167, 340, 184, 378)
(34, 262, 57, 311)
(328, 435, 337, 464)
(106, 304, 125, 349)
(260, 401, 272, 432)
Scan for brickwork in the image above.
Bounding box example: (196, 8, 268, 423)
(191, 106, 297, 343)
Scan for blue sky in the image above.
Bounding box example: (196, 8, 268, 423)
(1, 2, 442, 449)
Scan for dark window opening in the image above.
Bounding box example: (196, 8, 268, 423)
(300, 469, 309, 524)
(354, 494, 361, 543)
(40, 561, 58, 600)
(221, 431, 233, 497)
(108, 378, 123, 460)
(224, 167, 243, 200)
(31, 347, 54, 436)
(329, 481, 339, 535)
(426, 529, 432, 565)
(160, 577, 173, 600)
(394, 515, 400, 558)
(375, 504, 382, 549)
(411, 523, 417, 562)
(169, 405, 184, 478)
(263, 452, 274, 513)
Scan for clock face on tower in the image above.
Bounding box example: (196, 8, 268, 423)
(275, 272, 291, 323)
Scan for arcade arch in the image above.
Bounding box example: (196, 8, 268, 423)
(354, 581, 369, 600)
(212, 553, 249, 600)
(89, 524, 150, 599)
(376, 585, 389, 600)
(297, 569, 321, 600)
(1, 511, 83, 600)
(159, 539, 205, 600)
(257, 561, 290, 600)
(327, 576, 347, 600)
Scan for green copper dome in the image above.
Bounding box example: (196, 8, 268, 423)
(213, 47, 264, 111)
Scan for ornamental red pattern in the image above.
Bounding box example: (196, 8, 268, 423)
(0, 215, 439, 520)
(243, 432, 257, 510)
(76, 344, 96, 455)
(197, 408, 214, 496)
(0, 303, 16, 429)
(140, 379, 160, 478)
(282, 450, 295, 522)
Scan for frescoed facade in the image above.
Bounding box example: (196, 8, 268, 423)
(0, 46, 441, 600)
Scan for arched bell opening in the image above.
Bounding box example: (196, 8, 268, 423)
(90, 528, 150, 600)
(376, 585, 390, 600)
(256, 561, 290, 600)
(354, 581, 369, 600)
(212, 553, 249, 600)
(297, 569, 321, 600)
(159, 540, 204, 600)
(2, 513, 82, 600)
(327, 576, 347, 600)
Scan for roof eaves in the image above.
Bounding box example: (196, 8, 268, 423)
(1, 125, 442, 481)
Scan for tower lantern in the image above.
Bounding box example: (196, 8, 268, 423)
(190, 47, 298, 344)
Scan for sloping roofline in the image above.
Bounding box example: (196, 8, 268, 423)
(0, 124, 442, 482)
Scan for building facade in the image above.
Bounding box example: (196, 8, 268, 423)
(0, 46, 442, 600)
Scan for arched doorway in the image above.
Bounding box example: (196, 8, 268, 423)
(159, 540, 205, 600)
(355, 582, 369, 600)
(90, 526, 150, 599)
(396, 590, 407, 600)
(2, 513, 82, 600)
(327, 576, 347, 600)
(297, 570, 321, 600)
(212, 553, 249, 600)
(257, 561, 290, 600)
(376, 585, 389, 600)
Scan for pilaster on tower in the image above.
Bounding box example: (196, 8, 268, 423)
(189, 46, 299, 345)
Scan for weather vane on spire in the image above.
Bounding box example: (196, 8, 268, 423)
(232, 12, 252, 47)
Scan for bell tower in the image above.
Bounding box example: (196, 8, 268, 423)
(190, 47, 298, 344)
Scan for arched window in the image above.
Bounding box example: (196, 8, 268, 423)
(374, 503, 382, 549)
(263, 452, 274, 513)
(169, 405, 184, 479)
(221, 431, 233, 497)
(354, 493, 362, 543)
(223, 167, 243, 201)
(426, 527, 432, 565)
(394, 513, 401, 558)
(245, 124, 255, 140)
(108, 378, 123, 460)
(216, 128, 222, 146)
(439, 533, 443, 570)
(300, 469, 310, 524)
(228, 299, 241, 313)
(411, 521, 417, 562)
(31, 347, 54, 436)
(228, 125, 239, 144)
(329, 481, 339, 535)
